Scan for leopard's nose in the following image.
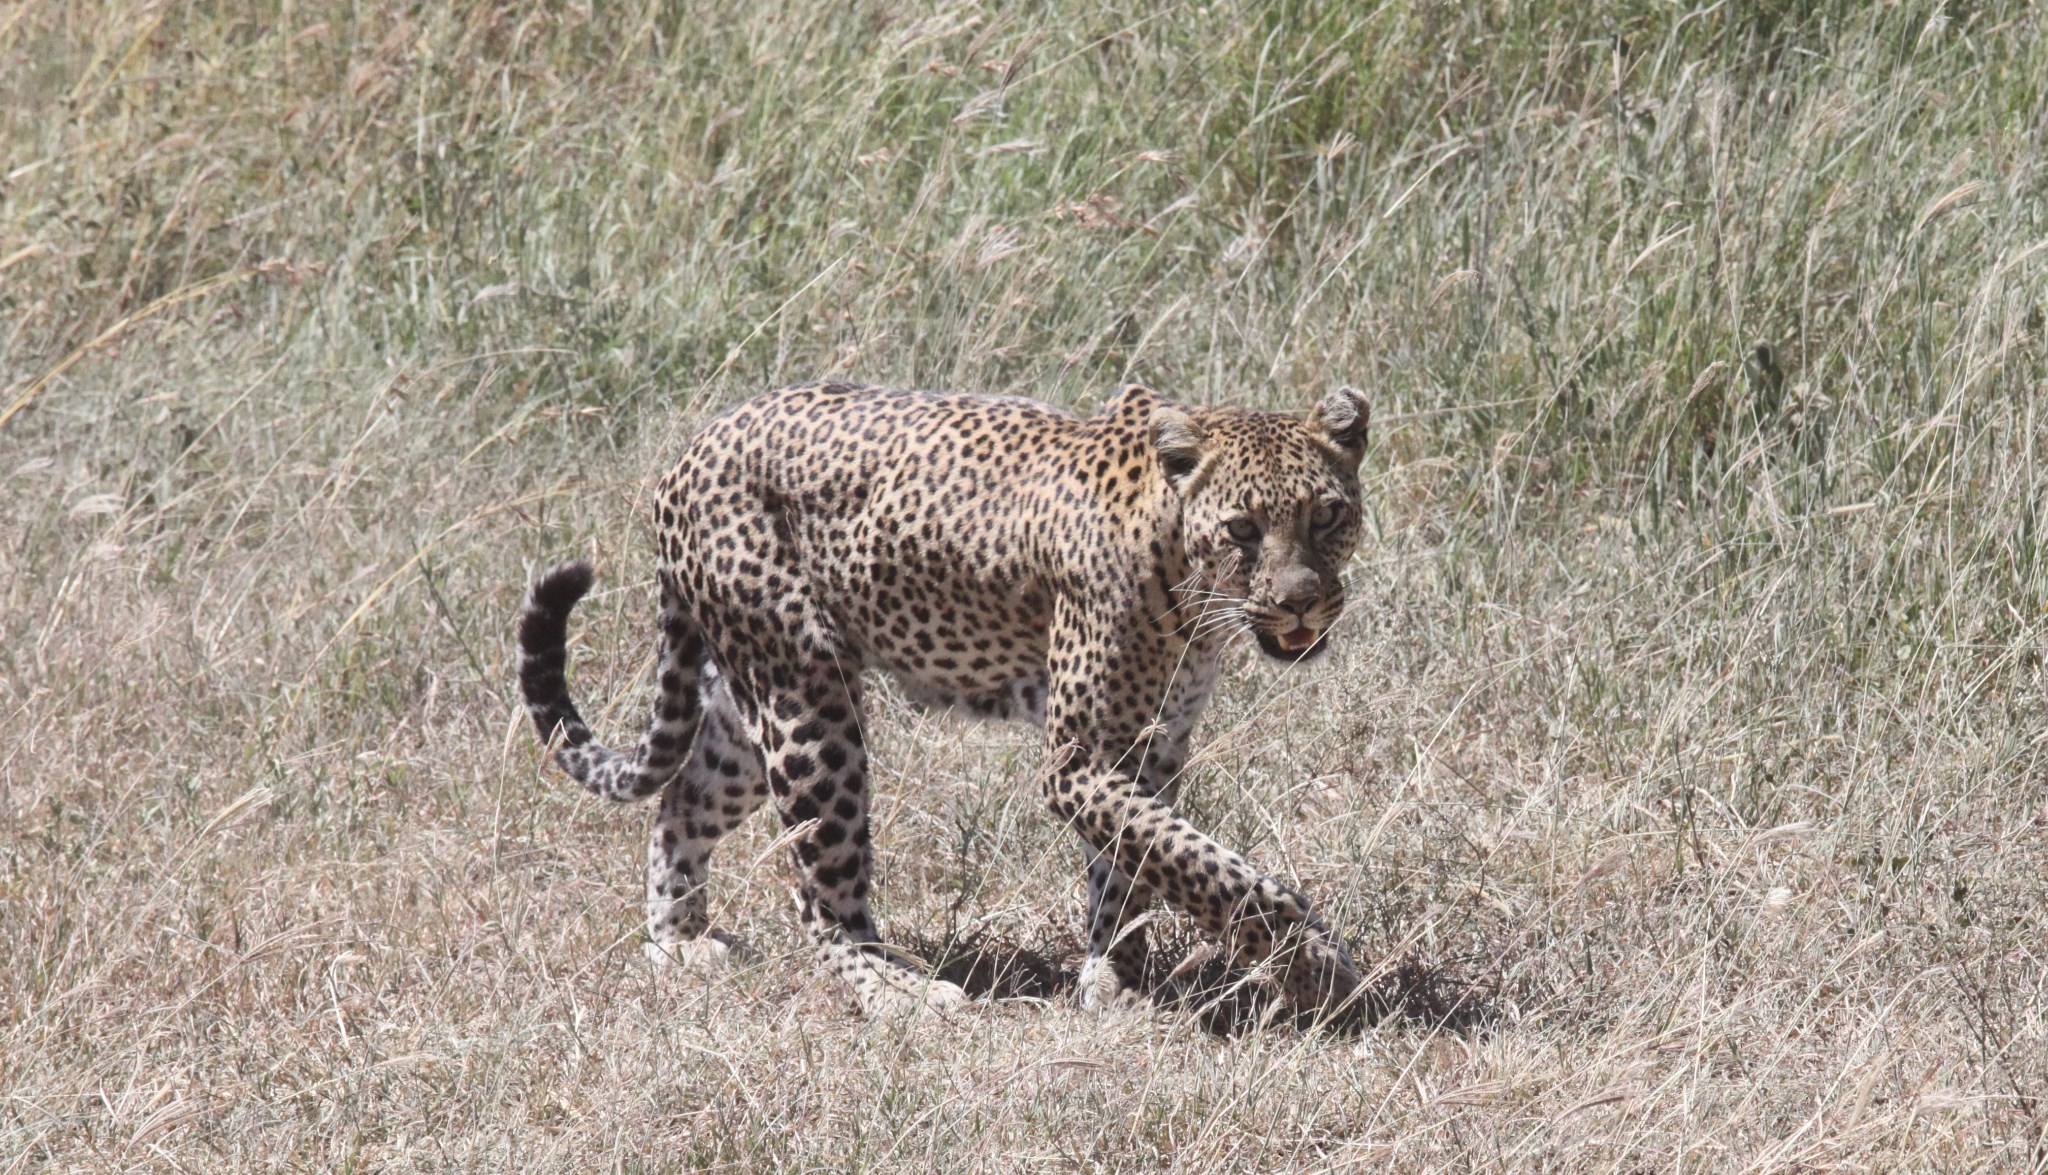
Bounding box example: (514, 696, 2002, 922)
(1275, 567, 1322, 616)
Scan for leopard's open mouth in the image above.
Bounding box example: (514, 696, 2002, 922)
(1256, 624, 1328, 663)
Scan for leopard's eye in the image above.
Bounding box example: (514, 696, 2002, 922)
(1225, 517, 1262, 544)
(1309, 501, 1346, 531)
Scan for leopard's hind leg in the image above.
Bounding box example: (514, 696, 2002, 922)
(681, 514, 966, 1015)
(741, 664, 966, 1014)
(643, 666, 769, 965)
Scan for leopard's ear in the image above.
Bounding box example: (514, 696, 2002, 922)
(1151, 405, 1210, 493)
(1310, 386, 1370, 467)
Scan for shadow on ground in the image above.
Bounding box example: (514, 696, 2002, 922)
(903, 929, 1498, 1038)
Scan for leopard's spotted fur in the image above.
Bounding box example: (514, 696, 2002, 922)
(518, 381, 1371, 1017)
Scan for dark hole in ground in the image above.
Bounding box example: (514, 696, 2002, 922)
(901, 929, 1500, 1038)
(900, 928, 1071, 1003)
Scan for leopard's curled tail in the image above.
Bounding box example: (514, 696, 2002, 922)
(518, 561, 706, 802)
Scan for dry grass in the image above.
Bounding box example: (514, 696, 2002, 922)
(5, 1, 2047, 1170)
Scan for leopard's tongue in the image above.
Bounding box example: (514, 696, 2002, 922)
(1278, 626, 1320, 651)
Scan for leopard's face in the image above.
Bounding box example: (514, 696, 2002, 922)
(1156, 389, 1369, 664)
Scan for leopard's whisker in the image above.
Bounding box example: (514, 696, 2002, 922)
(1180, 611, 1243, 641)
(1190, 609, 1254, 642)
(1174, 596, 1247, 634)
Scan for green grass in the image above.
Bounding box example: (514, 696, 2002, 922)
(4, 1, 2047, 1169)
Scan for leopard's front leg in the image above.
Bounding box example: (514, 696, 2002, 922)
(1081, 720, 1196, 1015)
(1049, 749, 1360, 1015)
(1077, 690, 1203, 1012)
(1048, 581, 1368, 1023)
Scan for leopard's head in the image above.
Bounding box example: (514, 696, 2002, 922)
(1154, 387, 1369, 663)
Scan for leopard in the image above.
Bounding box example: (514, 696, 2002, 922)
(517, 379, 1372, 1019)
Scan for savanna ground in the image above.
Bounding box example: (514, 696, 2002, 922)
(4, 1, 2047, 1170)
